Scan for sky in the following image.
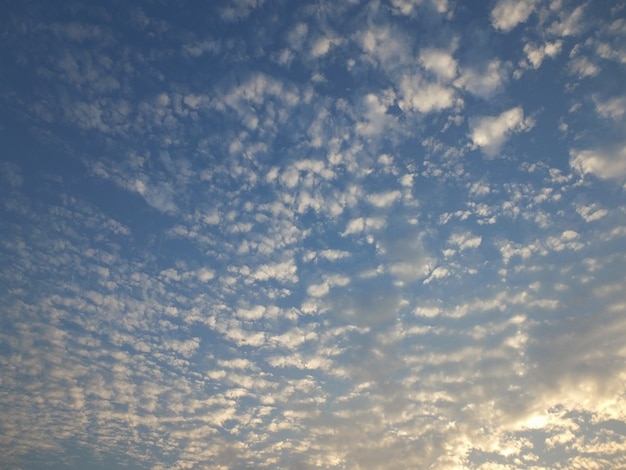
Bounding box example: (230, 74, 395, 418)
(1, 0, 626, 468)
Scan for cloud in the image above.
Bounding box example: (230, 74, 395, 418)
(359, 25, 409, 69)
(3, 2, 626, 469)
(594, 95, 626, 120)
(549, 3, 586, 37)
(398, 75, 458, 113)
(390, 0, 450, 16)
(456, 59, 510, 98)
(469, 107, 534, 156)
(576, 203, 608, 222)
(250, 258, 298, 283)
(310, 35, 338, 58)
(570, 145, 626, 180)
(355, 92, 397, 137)
(367, 190, 402, 207)
(420, 48, 457, 80)
(521, 40, 562, 69)
(449, 232, 482, 250)
(220, 0, 265, 21)
(133, 179, 178, 213)
(569, 55, 599, 78)
(342, 217, 386, 236)
(491, 0, 537, 32)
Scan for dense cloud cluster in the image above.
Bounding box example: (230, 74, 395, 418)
(1, 0, 626, 468)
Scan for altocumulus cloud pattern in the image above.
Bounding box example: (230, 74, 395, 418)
(1, 1, 626, 469)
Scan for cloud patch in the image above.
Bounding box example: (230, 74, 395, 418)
(470, 107, 534, 157)
(570, 145, 626, 180)
(491, 0, 537, 32)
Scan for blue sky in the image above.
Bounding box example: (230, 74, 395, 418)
(1, 0, 626, 468)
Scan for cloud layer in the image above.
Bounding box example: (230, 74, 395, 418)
(1, 1, 626, 469)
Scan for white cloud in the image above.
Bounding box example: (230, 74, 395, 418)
(319, 249, 351, 261)
(576, 204, 608, 222)
(456, 59, 509, 98)
(594, 95, 626, 120)
(390, 0, 423, 16)
(569, 56, 599, 78)
(307, 282, 330, 297)
(236, 305, 266, 320)
(398, 75, 458, 113)
(359, 26, 409, 69)
(419, 48, 457, 80)
(423, 265, 450, 283)
(355, 92, 395, 137)
(132, 178, 178, 213)
(413, 305, 441, 317)
(251, 259, 298, 283)
(491, 0, 537, 32)
(310, 36, 337, 58)
(367, 190, 402, 208)
(342, 217, 386, 236)
(522, 40, 562, 69)
(280, 166, 300, 188)
(449, 232, 482, 250)
(220, 0, 265, 21)
(549, 4, 586, 37)
(197, 268, 215, 282)
(470, 107, 534, 156)
(390, 0, 450, 16)
(570, 145, 626, 180)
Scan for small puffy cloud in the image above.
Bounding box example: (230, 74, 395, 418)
(561, 230, 579, 241)
(576, 203, 608, 222)
(367, 190, 402, 208)
(160, 268, 181, 282)
(470, 107, 533, 157)
(307, 282, 330, 298)
(390, 0, 450, 16)
(304, 249, 351, 262)
(569, 56, 599, 78)
(570, 145, 626, 180)
(545, 230, 584, 253)
(456, 59, 509, 98)
(413, 305, 441, 317)
(398, 75, 458, 113)
(236, 305, 266, 320)
(423, 265, 450, 284)
(594, 95, 626, 120)
(359, 26, 408, 69)
(280, 166, 300, 188)
(197, 268, 215, 282)
(319, 249, 350, 261)
(522, 40, 562, 69)
(310, 36, 337, 58)
(469, 181, 491, 196)
(251, 259, 298, 283)
(220, 0, 265, 22)
(355, 92, 395, 137)
(491, 0, 537, 32)
(390, 0, 423, 16)
(419, 48, 457, 80)
(549, 4, 586, 37)
(342, 217, 386, 236)
(449, 232, 482, 250)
